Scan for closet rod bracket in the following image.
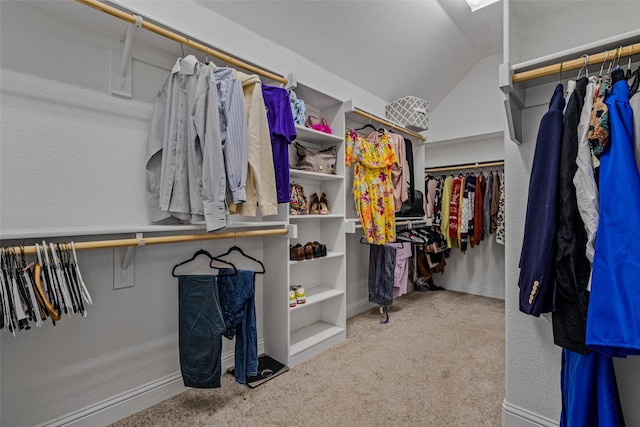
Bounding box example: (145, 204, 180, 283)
(113, 233, 143, 289)
(111, 15, 142, 99)
(499, 62, 524, 145)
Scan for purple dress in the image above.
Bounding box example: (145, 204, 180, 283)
(262, 85, 297, 203)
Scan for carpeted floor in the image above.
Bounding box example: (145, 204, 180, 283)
(111, 290, 505, 426)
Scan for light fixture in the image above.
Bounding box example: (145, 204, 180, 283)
(465, 0, 500, 12)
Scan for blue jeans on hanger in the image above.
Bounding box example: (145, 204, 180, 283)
(178, 275, 226, 388)
(217, 269, 258, 384)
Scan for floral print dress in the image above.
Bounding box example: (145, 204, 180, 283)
(346, 129, 397, 244)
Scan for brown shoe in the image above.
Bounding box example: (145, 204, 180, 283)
(303, 242, 316, 259)
(290, 244, 305, 261)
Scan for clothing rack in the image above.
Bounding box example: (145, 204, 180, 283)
(425, 160, 504, 174)
(3, 228, 288, 256)
(350, 107, 427, 141)
(76, 0, 287, 84)
(512, 41, 640, 83)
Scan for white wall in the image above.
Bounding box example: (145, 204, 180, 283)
(0, 1, 392, 425)
(427, 53, 504, 143)
(504, 2, 640, 425)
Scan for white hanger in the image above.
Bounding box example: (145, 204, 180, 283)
(71, 241, 92, 310)
(0, 249, 15, 335)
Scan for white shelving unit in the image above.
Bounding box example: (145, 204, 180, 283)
(263, 82, 347, 368)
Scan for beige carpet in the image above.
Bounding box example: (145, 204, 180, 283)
(112, 290, 505, 426)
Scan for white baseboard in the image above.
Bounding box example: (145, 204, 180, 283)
(40, 341, 265, 427)
(347, 299, 377, 319)
(502, 399, 558, 427)
(437, 280, 505, 300)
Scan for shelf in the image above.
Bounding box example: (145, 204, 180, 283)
(290, 321, 345, 356)
(288, 213, 344, 220)
(289, 251, 344, 265)
(295, 125, 343, 145)
(289, 287, 344, 311)
(289, 169, 344, 181)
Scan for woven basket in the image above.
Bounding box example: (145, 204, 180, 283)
(385, 96, 429, 132)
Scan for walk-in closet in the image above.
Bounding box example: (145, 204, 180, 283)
(1, 1, 639, 426)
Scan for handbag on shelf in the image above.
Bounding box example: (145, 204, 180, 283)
(304, 115, 333, 134)
(396, 187, 426, 218)
(289, 90, 306, 126)
(289, 182, 308, 215)
(292, 142, 337, 175)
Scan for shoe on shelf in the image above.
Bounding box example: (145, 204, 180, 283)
(290, 244, 305, 261)
(289, 290, 297, 308)
(308, 193, 319, 215)
(313, 241, 327, 257)
(294, 286, 306, 304)
(303, 242, 316, 259)
(317, 193, 330, 215)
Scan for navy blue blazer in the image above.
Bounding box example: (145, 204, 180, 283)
(518, 84, 565, 316)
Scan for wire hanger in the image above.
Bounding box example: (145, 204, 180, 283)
(214, 245, 265, 274)
(599, 50, 609, 77)
(171, 247, 237, 277)
(576, 54, 588, 79)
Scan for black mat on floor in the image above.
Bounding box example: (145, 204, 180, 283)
(229, 354, 289, 388)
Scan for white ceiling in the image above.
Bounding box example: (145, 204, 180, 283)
(196, 0, 503, 110)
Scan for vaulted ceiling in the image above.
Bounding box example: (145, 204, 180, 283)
(197, 0, 503, 110)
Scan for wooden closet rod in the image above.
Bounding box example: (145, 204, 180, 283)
(425, 160, 504, 174)
(512, 41, 640, 83)
(76, 0, 288, 84)
(352, 107, 427, 141)
(5, 228, 288, 256)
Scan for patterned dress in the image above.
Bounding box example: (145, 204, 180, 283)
(346, 129, 397, 244)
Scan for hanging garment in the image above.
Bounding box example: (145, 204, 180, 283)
(630, 91, 640, 173)
(262, 84, 297, 204)
(146, 55, 228, 231)
(230, 71, 278, 217)
(217, 269, 258, 385)
(440, 176, 453, 248)
(563, 79, 576, 115)
(368, 244, 396, 306)
(588, 75, 612, 161)
(460, 175, 474, 252)
(448, 176, 462, 243)
(483, 172, 493, 236)
(389, 242, 413, 297)
(560, 349, 625, 427)
(490, 172, 500, 234)
(573, 77, 599, 278)
(178, 275, 226, 388)
(495, 172, 505, 246)
(586, 79, 640, 358)
(387, 132, 408, 212)
(425, 176, 438, 219)
(473, 174, 486, 245)
(553, 76, 590, 354)
(518, 84, 566, 316)
(432, 176, 444, 227)
(346, 129, 397, 245)
(404, 138, 415, 202)
(212, 66, 248, 205)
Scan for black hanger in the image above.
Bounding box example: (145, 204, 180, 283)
(171, 249, 237, 277)
(214, 245, 265, 274)
(628, 65, 639, 96)
(353, 123, 377, 132)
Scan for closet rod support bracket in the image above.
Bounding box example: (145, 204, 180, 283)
(113, 232, 142, 290)
(110, 15, 142, 99)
